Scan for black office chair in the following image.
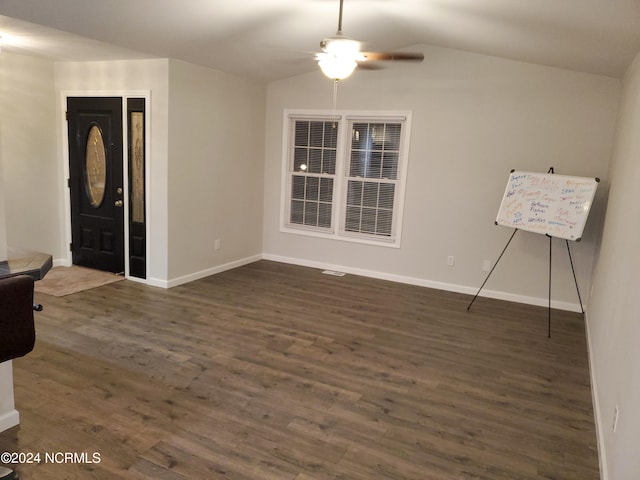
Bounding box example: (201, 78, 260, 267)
(0, 275, 38, 480)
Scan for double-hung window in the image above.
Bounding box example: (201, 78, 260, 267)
(289, 119, 337, 229)
(281, 110, 411, 247)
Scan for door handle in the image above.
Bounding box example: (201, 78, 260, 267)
(114, 200, 123, 207)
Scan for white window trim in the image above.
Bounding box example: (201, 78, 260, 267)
(280, 109, 412, 248)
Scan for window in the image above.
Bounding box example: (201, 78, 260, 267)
(289, 120, 337, 229)
(282, 110, 411, 247)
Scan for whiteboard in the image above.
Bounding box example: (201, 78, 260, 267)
(495, 171, 599, 241)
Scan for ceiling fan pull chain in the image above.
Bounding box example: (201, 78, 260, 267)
(332, 79, 339, 127)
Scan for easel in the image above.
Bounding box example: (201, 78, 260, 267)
(466, 168, 586, 337)
(466, 228, 585, 337)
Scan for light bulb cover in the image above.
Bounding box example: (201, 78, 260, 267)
(318, 56, 357, 80)
(317, 36, 364, 80)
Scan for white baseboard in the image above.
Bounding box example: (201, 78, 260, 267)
(0, 361, 18, 433)
(53, 255, 263, 290)
(261, 253, 583, 313)
(585, 310, 608, 480)
(0, 409, 19, 433)
(149, 254, 263, 289)
(53, 257, 71, 268)
(109, 250, 583, 312)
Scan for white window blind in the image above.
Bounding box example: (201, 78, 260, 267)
(288, 119, 337, 229)
(282, 110, 411, 247)
(344, 121, 402, 237)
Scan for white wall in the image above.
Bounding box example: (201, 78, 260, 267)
(0, 159, 13, 426)
(166, 60, 265, 283)
(0, 52, 59, 430)
(55, 59, 170, 283)
(0, 58, 7, 260)
(0, 142, 7, 261)
(263, 45, 620, 309)
(587, 51, 640, 480)
(1, 53, 60, 258)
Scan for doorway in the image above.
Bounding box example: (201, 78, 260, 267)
(67, 96, 125, 274)
(66, 96, 147, 278)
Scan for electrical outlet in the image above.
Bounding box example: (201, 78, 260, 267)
(214, 239, 221, 251)
(447, 256, 455, 267)
(482, 259, 491, 272)
(613, 406, 619, 432)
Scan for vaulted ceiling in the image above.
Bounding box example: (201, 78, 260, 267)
(1, 0, 640, 82)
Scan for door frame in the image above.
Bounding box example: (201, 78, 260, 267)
(60, 90, 151, 283)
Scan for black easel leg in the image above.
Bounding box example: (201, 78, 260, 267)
(467, 229, 518, 311)
(548, 235, 552, 338)
(566, 240, 585, 314)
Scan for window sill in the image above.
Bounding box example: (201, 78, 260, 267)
(280, 225, 401, 248)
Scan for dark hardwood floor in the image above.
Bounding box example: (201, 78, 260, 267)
(0, 260, 599, 479)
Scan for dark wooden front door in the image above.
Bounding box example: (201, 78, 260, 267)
(67, 97, 124, 273)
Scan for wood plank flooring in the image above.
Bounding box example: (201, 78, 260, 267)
(0, 260, 599, 479)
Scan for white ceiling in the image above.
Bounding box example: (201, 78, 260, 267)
(1, 0, 640, 82)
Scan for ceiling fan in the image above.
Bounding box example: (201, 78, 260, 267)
(315, 0, 424, 81)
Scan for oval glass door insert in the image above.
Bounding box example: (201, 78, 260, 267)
(85, 125, 107, 207)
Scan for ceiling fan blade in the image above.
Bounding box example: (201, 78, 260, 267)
(361, 52, 424, 62)
(356, 62, 386, 70)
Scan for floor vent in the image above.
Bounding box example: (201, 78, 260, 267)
(322, 270, 346, 277)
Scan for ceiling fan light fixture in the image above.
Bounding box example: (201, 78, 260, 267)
(317, 37, 363, 80)
(314, 0, 423, 81)
(318, 55, 358, 80)
(322, 36, 360, 55)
